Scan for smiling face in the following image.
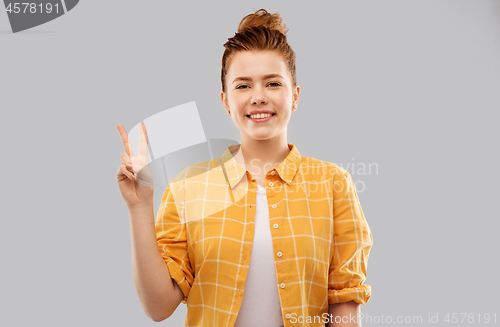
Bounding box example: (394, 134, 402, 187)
(220, 50, 300, 142)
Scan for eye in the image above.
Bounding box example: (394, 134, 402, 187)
(268, 82, 281, 87)
(236, 85, 248, 89)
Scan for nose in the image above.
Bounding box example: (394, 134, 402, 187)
(251, 86, 268, 105)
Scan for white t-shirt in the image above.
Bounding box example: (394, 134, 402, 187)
(234, 184, 284, 327)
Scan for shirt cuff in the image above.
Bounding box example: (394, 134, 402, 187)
(328, 284, 371, 305)
(163, 256, 191, 304)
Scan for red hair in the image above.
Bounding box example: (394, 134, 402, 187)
(221, 9, 297, 93)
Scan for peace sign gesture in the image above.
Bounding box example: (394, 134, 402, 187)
(116, 123, 154, 209)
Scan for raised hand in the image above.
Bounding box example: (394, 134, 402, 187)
(116, 123, 154, 209)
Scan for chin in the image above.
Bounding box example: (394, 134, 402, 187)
(248, 133, 275, 141)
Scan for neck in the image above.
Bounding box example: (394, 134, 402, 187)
(233, 133, 291, 174)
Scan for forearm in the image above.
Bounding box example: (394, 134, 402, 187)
(128, 204, 177, 321)
(327, 301, 361, 327)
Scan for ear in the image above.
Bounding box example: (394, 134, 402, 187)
(220, 90, 229, 111)
(292, 85, 300, 112)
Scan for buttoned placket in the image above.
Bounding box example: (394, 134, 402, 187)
(264, 169, 290, 321)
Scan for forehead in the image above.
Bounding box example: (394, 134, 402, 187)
(227, 50, 288, 79)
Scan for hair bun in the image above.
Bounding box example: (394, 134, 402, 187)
(221, 8, 297, 93)
(238, 8, 289, 36)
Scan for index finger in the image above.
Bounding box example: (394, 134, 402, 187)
(116, 124, 135, 158)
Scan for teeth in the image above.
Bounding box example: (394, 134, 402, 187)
(249, 113, 273, 119)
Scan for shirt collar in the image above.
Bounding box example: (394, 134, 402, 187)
(220, 143, 302, 188)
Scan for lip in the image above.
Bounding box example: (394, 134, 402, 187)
(247, 113, 275, 123)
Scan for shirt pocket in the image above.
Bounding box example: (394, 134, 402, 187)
(188, 211, 247, 282)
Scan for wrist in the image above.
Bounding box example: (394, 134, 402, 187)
(127, 201, 154, 214)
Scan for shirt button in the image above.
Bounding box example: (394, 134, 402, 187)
(269, 182, 274, 187)
(280, 283, 286, 289)
(277, 252, 282, 257)
(273, 223, 279, 229)
(285, 313, 291, 319)
(272, 204, 277, 209)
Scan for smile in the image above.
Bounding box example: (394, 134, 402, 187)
(246, 113, 276, 122)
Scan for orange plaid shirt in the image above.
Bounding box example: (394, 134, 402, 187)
(155, 143, 373, 326)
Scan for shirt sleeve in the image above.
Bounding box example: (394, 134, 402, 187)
(328, 168, 373, 305)
(155, 180, 194, 304)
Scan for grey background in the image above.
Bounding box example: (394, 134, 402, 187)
(1, 0, 499, 326)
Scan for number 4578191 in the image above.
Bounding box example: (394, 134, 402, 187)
(5, 3, 59, 14)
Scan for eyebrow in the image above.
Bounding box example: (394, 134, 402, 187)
(232, 74, 284, 84)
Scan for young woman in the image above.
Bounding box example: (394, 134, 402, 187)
(116, 9, 373, 327)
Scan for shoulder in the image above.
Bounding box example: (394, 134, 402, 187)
(299, 155, 349, 180)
